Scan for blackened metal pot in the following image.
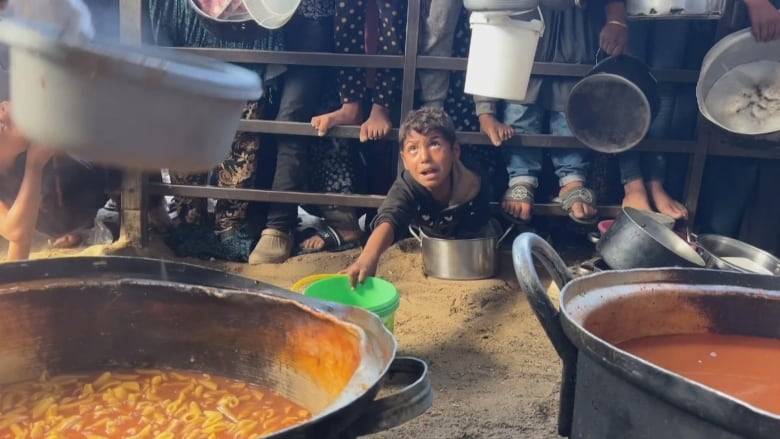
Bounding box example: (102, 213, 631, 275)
(0, 256, 432, 438)
(596, 207, 704, 269)
(566, 50, 660, 153)
(513, 232, 780, 438)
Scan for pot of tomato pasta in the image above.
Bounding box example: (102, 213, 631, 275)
(0, 256, 432, 438)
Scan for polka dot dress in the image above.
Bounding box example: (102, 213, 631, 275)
(335, 0, 406, 108)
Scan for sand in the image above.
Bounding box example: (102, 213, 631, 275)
(4, 233, 565, 438)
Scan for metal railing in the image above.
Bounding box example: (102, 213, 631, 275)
(117, 0, 778, 245)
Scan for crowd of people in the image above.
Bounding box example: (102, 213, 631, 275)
(0, 0, 778, 284)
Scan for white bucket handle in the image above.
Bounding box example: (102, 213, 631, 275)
(509, 6, 545, 34)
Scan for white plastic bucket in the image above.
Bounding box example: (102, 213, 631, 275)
(464, 10, 544, 102)
(243, 0, 302, 30)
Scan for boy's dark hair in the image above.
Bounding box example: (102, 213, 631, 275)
(398, 107, 457, 148)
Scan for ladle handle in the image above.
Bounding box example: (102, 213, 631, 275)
(511, 233, 579, 437)
(345, 357, 433, 437)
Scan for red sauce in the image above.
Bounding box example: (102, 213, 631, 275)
(619, 333, 780, 414)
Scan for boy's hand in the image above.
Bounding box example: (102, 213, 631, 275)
(745, 0, 780, 42)
(25, 144, 55, 169)
(340, 257, 378, 289)
(600, 21, 628, 55)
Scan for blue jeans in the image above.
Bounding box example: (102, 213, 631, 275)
(503, 103, 589, 189)
(618, 20, 689, 185)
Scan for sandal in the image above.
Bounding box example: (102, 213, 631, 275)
(248, 228, 293, 264)
(554, 186, 598, 225)
(500, 183, 535, 225)
(297, 225, 360, 255)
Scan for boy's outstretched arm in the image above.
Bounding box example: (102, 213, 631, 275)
(743, 0, 780, 41)
(340, 222, 395, 289)
(0, 145, 54, 260)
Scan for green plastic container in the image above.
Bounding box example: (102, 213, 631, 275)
(304, 276, 401, 332)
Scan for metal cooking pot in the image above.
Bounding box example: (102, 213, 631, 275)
(409, 224, 512, 280)
(0, 256, 432, 438)
(513, 232, 780, 438)
(695, 234, 780, 276)
(566, 50, 660, 153)
(596, 207, 704, 269)
(188, 0, 269, 43)
(697, 28, 780, 144)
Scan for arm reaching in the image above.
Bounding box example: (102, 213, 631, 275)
(600, 0, 628, 55)
(744, 0, 780, 42)
(0, 145, 53, 260)
(340, 222, 395, 289)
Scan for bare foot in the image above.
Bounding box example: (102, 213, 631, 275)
(622, 179, 652, 211)
(648, 180, 688, 219)
(359, 104, 392, 143)
(300, 229, 361, 251)
(502, 200, 533, 222)
(561, 181, 596, 221)
(479, 113, 514, 146)
(51, 233, 83, 249)
(311, 102, 362, 137)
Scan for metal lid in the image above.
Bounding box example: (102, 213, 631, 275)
(0, 18, 263, 102)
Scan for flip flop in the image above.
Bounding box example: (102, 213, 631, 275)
(297, 225, 360, 255)
(500, 183, 535, 225)
(554, 186, 598, 225)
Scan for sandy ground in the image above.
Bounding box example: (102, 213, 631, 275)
(2, 229, 595, 439)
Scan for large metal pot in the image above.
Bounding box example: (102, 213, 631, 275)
(566, 51, 660, 153)
(512, 232, 780, 438)
(695, 234, 780, 276)
(0, 256, 432, 438)
(409, 224, 512, 280)
(697, 28, 780, 144)
(596, 207, 704, 269)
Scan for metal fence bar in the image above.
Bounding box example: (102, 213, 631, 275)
(116, 0, 779, 250)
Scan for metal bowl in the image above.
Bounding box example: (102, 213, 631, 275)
(696, 234, 780, 276)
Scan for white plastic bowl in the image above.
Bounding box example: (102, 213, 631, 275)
(243, 0, 302, 30)
(0, 19, 263, 172)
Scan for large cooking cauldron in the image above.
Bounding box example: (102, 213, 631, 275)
(512, 233, 780, 439)
(0, 256, 432, 438)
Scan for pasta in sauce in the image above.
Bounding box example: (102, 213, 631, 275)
(0, 369, 312, 438)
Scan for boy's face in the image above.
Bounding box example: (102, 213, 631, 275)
(400, 129, 460, 192)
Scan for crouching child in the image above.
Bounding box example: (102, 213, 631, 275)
(341, 107, 501, 287)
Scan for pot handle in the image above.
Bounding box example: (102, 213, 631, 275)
(595, 48, 609, 64)
(408, 225, 423, 244)
(495, 223, 515, 248)
(344, 356, 433, 437)
(511, 233, 579, 437)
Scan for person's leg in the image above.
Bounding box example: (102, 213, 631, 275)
(617, 151, 652, 211)
(361, 0, 406, 142)
(500, 103, 545, 222)
(643, 153, 688, 219)
(549, 111, 596, 222)
(300, 137, 361, 251)
(418, 0, 462, 108)
(253, 16, 334, 264)
(311, 0, 366, 136)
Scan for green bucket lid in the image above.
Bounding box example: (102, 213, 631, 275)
(304, 276, 400, 317)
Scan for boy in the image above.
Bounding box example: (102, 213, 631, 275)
(0, 100, 120, 260)
(341, 107, 496, 287)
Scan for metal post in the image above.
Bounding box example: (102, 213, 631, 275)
(396, 0, 422, 176)
(118, 0, 147, 246)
